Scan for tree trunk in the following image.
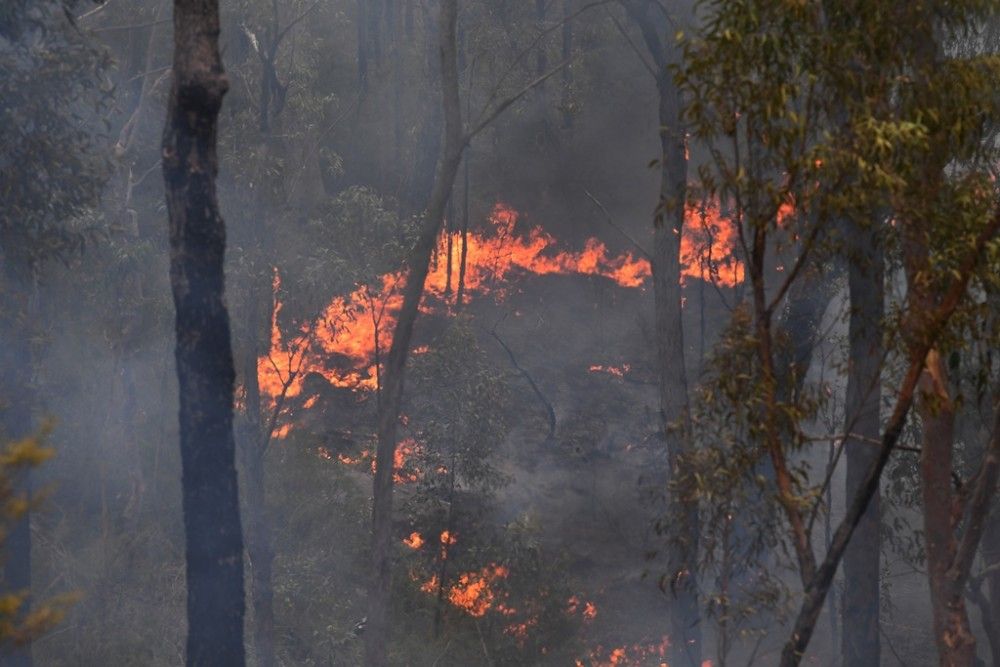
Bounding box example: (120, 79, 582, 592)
(0, 265, 34, 667)
(626, 1, 702, 662)
(841, 220, 883, 667)
(778, 208, 1000, 666)
(980, 515, 1000, 666)
(364, 1, 464, 664)
(239, 275, 277, 667)
(919, 351, 978, 666)
(162, 1, 246, 664)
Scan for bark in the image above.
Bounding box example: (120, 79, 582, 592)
(364, 1, 464, 663)
(841, 220, 884, 667)
(625, 1, 701, 663)
(162, 1, 246, 664)
(918, 355, 1000, 667)
(0, 265, 34, 667)
(918, 351, 975, 667)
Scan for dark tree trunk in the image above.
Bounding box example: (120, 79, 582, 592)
(980, 515, 1000, 666)
(161, 1, 246, 664)
(403, 19, 443, 219)
(841, 220, 883, 666)
(0, 265, 34, 667)
(365, 1, 464, 664)
(356, 0, 368, 83)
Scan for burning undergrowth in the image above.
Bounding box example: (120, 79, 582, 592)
(250, 199, 741, 663)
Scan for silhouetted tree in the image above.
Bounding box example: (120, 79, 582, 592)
(161, 0, 246, 663)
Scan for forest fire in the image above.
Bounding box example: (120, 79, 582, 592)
(258, 202, 742, 413)
(416, 564, 512, 617)
(588, 364, 631, 378)
(402, 532, 424, 549)
(331, 437, 423, 483)
(680, 200, 744, 286)
(578, 637, 674, 667)
(567, 595, 598, 621)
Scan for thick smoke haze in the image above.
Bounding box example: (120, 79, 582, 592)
(2, 1, 1000, 666)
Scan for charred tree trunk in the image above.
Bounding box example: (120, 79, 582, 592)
(364, 1, 464, 664)
(841, 220, 883, 667)
(162, 1, 246, 664)
(0, 264, 34, 667)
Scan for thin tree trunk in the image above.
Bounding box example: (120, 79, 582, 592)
(364, 1, 464, 664)
(778, 209, 1000, 666)
(626, 1, 701, 662)
(162, 1, 246, 663)
(841, 219, 883, 667)
(239, 276, 277, 667)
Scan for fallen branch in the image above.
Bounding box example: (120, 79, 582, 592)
(488, 322, 557, 445)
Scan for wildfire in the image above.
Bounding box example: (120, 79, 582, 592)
(567, 595, 598, 621)
(580, 637, 672, 667)
(332, 437, 423, 484)
(258, 201, 743, 428)
(680, 200, 744, 286)
(414, 563, 511, 618)
(588, 364, 630, 378)
(445, 564, 510, 617)
(403, 532, 424, 549)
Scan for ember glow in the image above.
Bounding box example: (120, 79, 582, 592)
(588, 364, 631, 378)
(578, 637, 673, 667)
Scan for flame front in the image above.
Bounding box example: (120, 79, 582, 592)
(259, 201, 743, 427)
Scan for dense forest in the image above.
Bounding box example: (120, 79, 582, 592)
(2, 0, 1000, 665)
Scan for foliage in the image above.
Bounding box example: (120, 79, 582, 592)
(0, 0, 111, 271)
(0, 423, 77, 651)
(674, 0, 1000, 658)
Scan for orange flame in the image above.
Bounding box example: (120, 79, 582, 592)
(333, 438, 423, 484)
(258, 201, 742, 417)
(446, 564, 510, 617)
(581, 637, 672, 667)
(403, 532, 424, 549)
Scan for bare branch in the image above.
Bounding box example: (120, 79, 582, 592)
(468, 61, 569, 140)
(583, 188, 651, 258)
(488, 319, 557, 445)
